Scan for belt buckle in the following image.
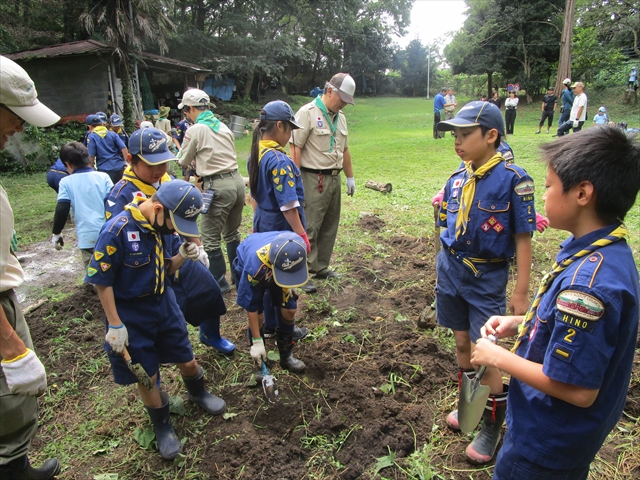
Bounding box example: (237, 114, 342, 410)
(331, 169, 339, 176)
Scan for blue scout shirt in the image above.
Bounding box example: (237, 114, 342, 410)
(253, 148, 306, 233)
(85, 211, 169, 300)
(438, 160, 536, 264)
(234, 231, 296, 313)
(57, 167, 113, 249)
(87, 127, 127, 172)
(508, 223, 639, 469)
(433, 93, 445, 113)
(46, 158, 69, 193)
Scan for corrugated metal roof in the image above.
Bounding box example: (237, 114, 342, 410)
(5, 40, 211, 74)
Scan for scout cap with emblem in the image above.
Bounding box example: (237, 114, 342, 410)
(269, 232, 309, 288)
(437, 100, 505, 136)
(95, 111, 107, 124)
(0, 56, 60, 127)
(155, 180, 203, 237)
(329, 73, 356, 105)
(110, 114, 123, 126)
(129, 127, 176, 165)
(178, 88, 214, 109)
(260, 100, 302, 129)
(85, 114, 97, 125)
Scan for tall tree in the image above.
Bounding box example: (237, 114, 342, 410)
(555, 0, 576, 93)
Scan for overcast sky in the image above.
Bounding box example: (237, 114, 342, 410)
(394, 0, 468, 49)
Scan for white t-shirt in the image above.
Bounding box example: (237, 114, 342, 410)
(571, 93, 588, 122)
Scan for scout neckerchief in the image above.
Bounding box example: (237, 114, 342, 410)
(455, 153, 504, 239)
(254, 242, 291, 301)
(123, 165, 172, 196)
(92, 126, 108, 138)
(124, 197, 165, 295)
(196, 110, 220, 133)
(258, 140, 286, 164)
(314, 95, 339, 153)
(511, 224, 628, 353)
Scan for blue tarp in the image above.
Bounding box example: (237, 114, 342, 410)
(204, 76, 235, 101)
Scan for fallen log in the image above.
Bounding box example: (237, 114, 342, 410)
(365, 180, 392, 193)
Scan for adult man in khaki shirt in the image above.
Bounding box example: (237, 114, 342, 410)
(290, 73, 356, 294)
(177, 89, 245, 293)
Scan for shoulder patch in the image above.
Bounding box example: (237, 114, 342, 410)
(87, 267, 98, 277)
(106, 245, 117, 255)
(514, 180, 534, 196)
(551, 343, 574, 363)
(94, 251, 104, 261)
(556, 290, 604, 321)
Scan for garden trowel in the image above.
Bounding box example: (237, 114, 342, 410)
(457, 335, 497, 433)
(123, 346, 154, 390)
(261, 361, 278, 403)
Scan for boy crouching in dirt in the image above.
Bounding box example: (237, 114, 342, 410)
(435, 101, 537, 464)
(50, 142, 113, 270)
(233, 231, 308, 373)
(85, 180, 226, 460)
(472, 127, 640, 479)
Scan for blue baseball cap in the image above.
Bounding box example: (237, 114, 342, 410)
(129, 127, 176, 165)
(155, 180, 203, 237)
(437, 101, 505, 136)
(110, 114, 123, 126)
(95, 111, 107, 123)
(260, 100, 302, 129)
(269, 232, 309, 288)
(85, 114, 97, 125)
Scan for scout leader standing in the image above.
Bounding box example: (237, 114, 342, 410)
(87, 180, 226, 460)
(177, 89, 245, 293)
(290, 73, 356, 294)
(435, 101, 536, 464)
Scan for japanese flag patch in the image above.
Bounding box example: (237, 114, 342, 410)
(127, 231, 141, 242)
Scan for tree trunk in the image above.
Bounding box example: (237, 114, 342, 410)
(242, 71, 254, 99)
(487, 71, 493, 98)
(555, 0, 576, 94)
(119, 67, 136, 135)
(310, 37, 325, 88)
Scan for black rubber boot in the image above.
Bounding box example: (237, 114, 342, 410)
(276, 330, 306, 373)
(145, 391, 182, 460)
(182, 365, 226, 415)
(446, 368, 476, 432)
(226, 240, 240, 285)
(465, 385, 508, 464)
(208, 249, 231, 293)
(0, 455, 61, 480)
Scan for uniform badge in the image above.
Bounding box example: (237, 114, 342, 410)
(94, 251, 104, 261)
(276, 185, 283, 192)
(272, 169, 278, 176)
(106, 245, 117, 255)
(131, 242, 140, 252)
(107, 200, 115, 207)
(127, 231, 140, 242)
(514, 180, 535, 196)
(280, 168, 286, 176)
(551, 343, 574, 363)
(100, 262, 111, 272)
(529, 317, 538, 341)
(288, 180, 295, 188)
(316, 116, 323, 128)
(105, 211, 112, 219)
(87, 267, 98, 277)
(556, 290, 604, 321)
(480, 216, 504, 233)
(289, 173, 293, 178)
(273, 177, 280, 185)
(133, 191, 147, 199)
(287, 165, 292, 172)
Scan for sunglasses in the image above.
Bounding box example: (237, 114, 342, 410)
(0, 104, 26, 127)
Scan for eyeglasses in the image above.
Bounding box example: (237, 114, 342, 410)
(0, 104, 26, 127)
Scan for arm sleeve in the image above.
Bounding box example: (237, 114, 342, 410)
(290, 108, 311, 148)
(52, 201, 71, 234)
(87, 134, 97, 157)
(177, 128, 198, 167)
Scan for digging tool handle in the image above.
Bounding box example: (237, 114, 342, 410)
(471, 334, 498, 385)
(122, 346, 154, 390)
(433, 204, 440, 241)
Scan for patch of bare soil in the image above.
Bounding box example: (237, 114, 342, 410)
(21, 221, 640, 479)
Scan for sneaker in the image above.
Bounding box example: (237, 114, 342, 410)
(546, 130, 550, 134)
(535, 131, 540, 134)
(300, 280, 317, 293)
(263, 328, 276, 339)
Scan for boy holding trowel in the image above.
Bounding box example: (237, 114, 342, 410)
(472, 127, 640, 479)
(434, 101, 537, 464)
(86, 180, 226, 461)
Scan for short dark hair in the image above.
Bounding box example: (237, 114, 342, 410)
(60, 142, 91, 168)
(441, 87, 447, 92)
(480, 125, 501, 149)
(541, 127, 640, 223)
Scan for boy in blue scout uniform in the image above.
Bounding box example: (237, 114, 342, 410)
(435, 101, 536, 464)
(50, 142, 113, 269)
(233, 231, 309, 372)
(87, 115, 129, 184)
(109, 113, 129, 148)
(472, 126, 640, 479)
(45, 157, 69, 193)
(105, 127, 235, 355)
(86, 180, 227, 460)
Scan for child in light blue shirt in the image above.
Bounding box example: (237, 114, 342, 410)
(593, 106, 609, 125)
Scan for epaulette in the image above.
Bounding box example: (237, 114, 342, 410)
(110, 180, 130, 199)
(504, 162, 528, 179)
(107, 215, 129, 236)
(569, 251, 604, 289)
(446, 166, 466, 182)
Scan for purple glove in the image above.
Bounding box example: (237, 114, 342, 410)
(431, 190, 444, 206)
(535, 212, 549, 233)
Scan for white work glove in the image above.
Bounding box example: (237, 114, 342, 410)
(1, 348, 48, 396)
(105, 324, 129, 354)
(197, 245, 209, 268)
(346, 177, 356, 196)
(572, 120, 579, 128)
(179, 241, 199, 261)
(51, 234, 64, 250)
(250, 338, 267, 366)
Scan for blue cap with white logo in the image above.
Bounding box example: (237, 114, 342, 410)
(95, 111, 107, 124)
(268, 232, 309, 288)
(129, 127, 176, 165)
(437, 100, 505, 136)
(260, 100, 302, 129)
(110, 114, 123, 126)
(155, 180, 203, 237)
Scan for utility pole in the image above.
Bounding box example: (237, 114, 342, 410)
(427, 46, 431, 99)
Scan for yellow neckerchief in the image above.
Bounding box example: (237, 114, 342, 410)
(511, 224, 627, 353)
(124, 197, 164, 295)
(93, 125, 108, 138)
(456, 153, 504, 239)
(258, 140, 287, 164)
(122, 165, 172, 196)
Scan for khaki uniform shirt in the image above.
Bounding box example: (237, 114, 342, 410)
(444, 94, 456, 112)
(177, 122, 238, 177)
(290, 101, 349, 170)
(0, 185, 24, 292)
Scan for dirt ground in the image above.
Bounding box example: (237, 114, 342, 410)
(17, 217, 640, 479)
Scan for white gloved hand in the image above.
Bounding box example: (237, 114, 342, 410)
(250, 338, 267, 366)
(346, 177, 356, 196)
(197, 245, 209, 268)
(179, 241, 199, 261)
(1, 349, 47, 396)
(105, 324, 129, 354)
(51, 234, 64, 250)
(572, 120, 579, 128)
